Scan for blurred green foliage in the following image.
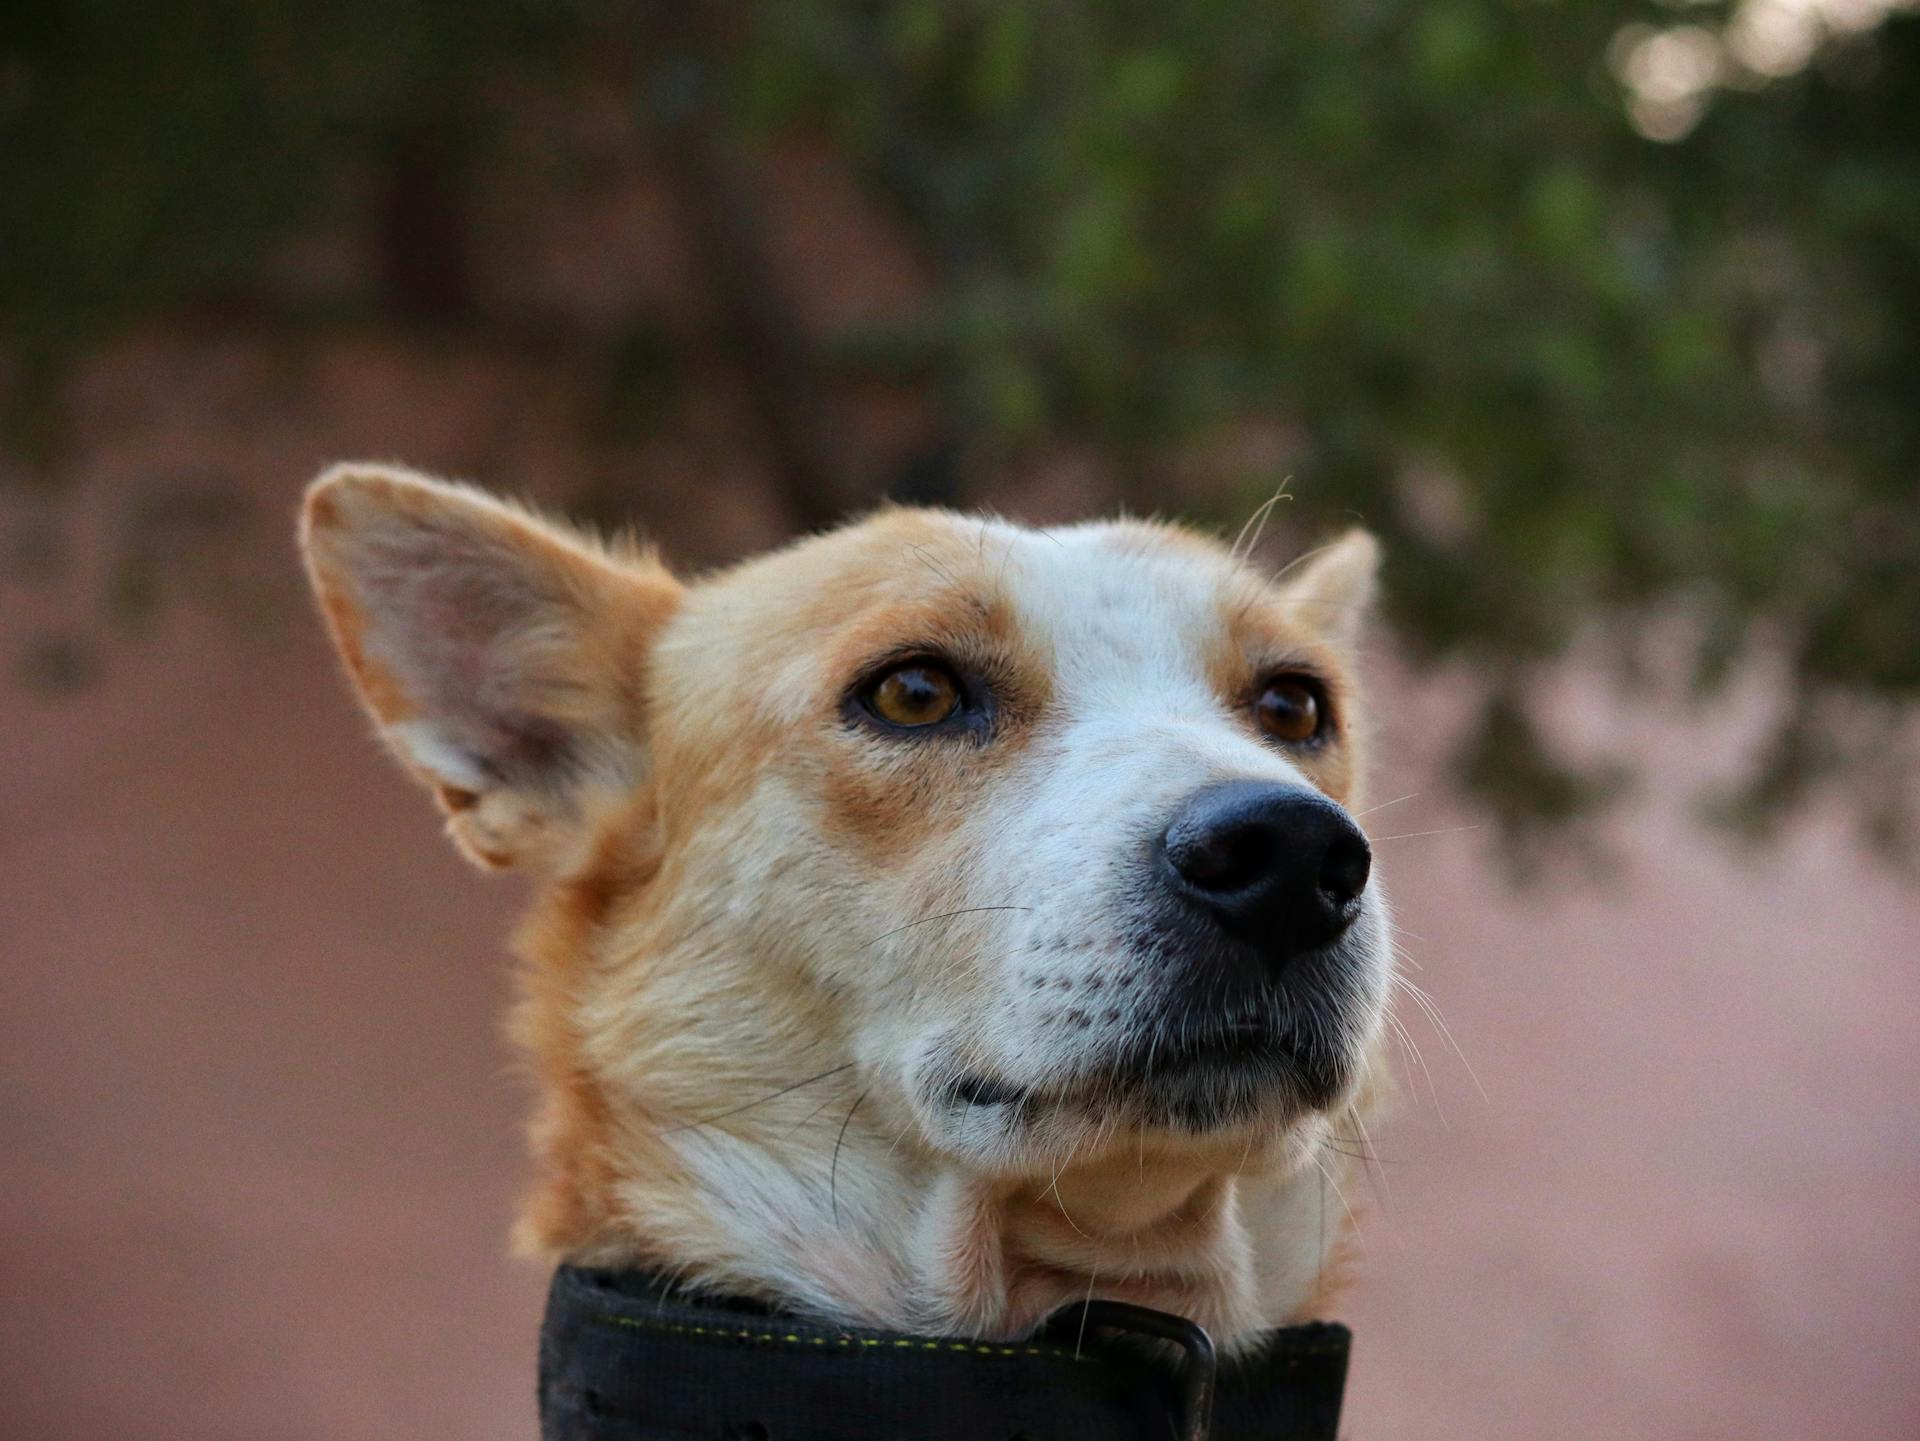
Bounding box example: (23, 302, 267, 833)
(3, 0, 1916, 864)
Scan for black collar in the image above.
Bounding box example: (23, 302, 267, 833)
(540, 1265, 1350, 1441)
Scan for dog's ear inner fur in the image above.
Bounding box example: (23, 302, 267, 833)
(1273, 528, 1379, 648)
(299, 463, 681, 872)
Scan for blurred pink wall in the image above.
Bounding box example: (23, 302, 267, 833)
(4, 472, 1917, 1439)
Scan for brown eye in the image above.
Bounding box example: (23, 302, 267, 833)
(866, 663, 962, 728)
(1255, 677, 1325, 744)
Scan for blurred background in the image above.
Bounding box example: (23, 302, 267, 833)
(3, 1, 1918, 1437)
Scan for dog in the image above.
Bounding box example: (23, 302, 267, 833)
(300, 464, 1391, 1347)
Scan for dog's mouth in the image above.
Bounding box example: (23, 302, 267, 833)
(1107, 1020, 1351, 1128)
(944, 1019, 1350, 1134)
(1129, 1023, 1288, 1075)
(949, 1073, 1029, 1108)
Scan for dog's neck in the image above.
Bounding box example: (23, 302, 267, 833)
(511, 867, 1369, 1343)
(634, 1088, 1359, 1342)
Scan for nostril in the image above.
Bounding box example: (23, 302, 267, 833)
(1167, 818, 1271, 893)
(1318, 833, 1372, 906)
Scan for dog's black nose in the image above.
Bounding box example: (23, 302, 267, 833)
(1159, 780, 1371, 962)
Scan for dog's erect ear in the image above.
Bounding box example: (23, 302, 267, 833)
(1274, 528, 1379, 649)
(300, 464, 682, 872)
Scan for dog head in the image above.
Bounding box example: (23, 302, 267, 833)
(302, 464, 1391, 1332)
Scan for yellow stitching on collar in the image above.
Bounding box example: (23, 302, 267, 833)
(591, 1311, 1086, 1362)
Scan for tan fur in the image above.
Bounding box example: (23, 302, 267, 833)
(301, 464, 1392, 1342)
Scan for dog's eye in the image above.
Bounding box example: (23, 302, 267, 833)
(865, 662, 962, 728)
(1254, 676, 1325, 744)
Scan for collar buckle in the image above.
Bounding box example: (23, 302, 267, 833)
(1043, 1299, 1218, 1441)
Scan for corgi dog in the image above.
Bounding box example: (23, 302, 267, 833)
(300, 465, 1390, 1345)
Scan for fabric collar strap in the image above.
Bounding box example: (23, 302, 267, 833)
(540, 1264, 1350, 1441)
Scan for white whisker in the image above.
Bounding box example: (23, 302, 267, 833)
(1351, 792, 1418, 820)
(1371, 824, 1483, 843)
(1229, 483, 1291, 565)
(1395, 973, 1488, 1103)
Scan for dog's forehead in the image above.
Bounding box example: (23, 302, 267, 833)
(1005, 519, 1244, 689)
(701, 509, 1236, 641)
(655, 508, 1303, 739)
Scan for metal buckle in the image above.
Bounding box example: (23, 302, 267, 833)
(1044, 1299, 1218, 1441)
